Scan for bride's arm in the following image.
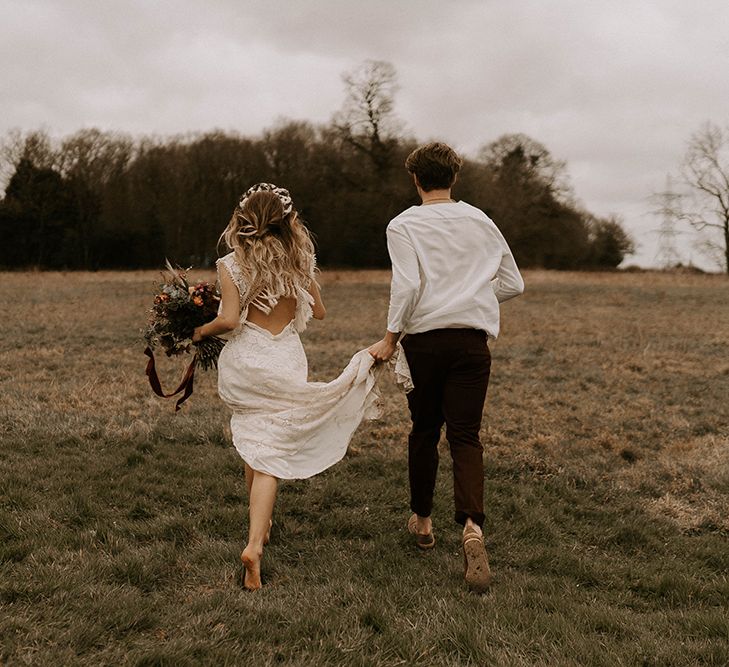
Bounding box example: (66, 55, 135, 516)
(192, 267, 240, 341)
(308, 280, 326, 320)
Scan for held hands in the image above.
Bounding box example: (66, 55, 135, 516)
(368, 337, 397, 363)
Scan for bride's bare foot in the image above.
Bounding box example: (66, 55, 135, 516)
(240, 547, 262, 591)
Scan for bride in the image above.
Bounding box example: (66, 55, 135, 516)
(192, 183, 379, 590)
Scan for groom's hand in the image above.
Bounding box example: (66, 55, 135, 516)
(368, 333, 398, 363)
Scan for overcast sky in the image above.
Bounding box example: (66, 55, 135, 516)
(2, 0, 728, 269)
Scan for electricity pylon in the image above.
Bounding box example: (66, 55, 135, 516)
(652, 175, 683, 268)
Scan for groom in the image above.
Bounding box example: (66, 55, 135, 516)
(369, 142, 524, 592)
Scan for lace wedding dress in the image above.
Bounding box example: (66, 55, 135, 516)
(215, 253, 381, 479)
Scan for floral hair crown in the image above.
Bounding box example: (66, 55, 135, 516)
(238, 182, 294, 216)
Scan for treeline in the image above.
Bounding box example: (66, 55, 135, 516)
(0, 62, 633, 270)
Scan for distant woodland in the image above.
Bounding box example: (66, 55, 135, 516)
(0, 61, 633, 270)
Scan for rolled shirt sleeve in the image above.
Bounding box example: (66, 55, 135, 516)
(386, 225, 421, 333)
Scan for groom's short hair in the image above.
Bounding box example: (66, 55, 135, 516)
(405, 142, 463, 191)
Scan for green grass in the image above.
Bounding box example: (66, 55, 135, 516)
(1, 269, 728, 666)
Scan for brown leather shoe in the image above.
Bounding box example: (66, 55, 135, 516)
(407, 513, 435, 550)
(463, 525, 492, 592)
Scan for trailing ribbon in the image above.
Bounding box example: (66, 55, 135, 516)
(144, 346, 198, 411)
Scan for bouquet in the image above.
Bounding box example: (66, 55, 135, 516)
(143, 261, 225, 410)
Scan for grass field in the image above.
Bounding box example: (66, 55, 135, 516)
(1, 269, 728, 666)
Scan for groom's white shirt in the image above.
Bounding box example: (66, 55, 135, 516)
(386, 201, 524, 337)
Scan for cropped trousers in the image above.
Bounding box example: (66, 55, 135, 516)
(401, 328, 491, 527)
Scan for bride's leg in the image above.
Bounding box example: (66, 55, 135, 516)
(241, 470, 278, 590)
(244, 463, 254, 496)
(245, 463, 271, 544)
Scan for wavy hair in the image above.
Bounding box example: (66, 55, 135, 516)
(218, 190, 316, 300)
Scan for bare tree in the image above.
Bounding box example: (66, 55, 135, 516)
(262, 120, 317, 179)
(333, 59, 402, 175)
(58, 129, 133, 184)
(679, 122, 729, 273)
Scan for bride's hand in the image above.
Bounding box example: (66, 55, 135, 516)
(192, 327, 205, 344)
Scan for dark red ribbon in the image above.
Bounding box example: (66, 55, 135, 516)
(144, 346, 198, 411)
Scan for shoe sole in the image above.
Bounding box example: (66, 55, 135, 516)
(415, 534, 435, 550)
(463, 537, 492, 592)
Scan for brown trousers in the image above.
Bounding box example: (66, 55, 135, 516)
(401, 328, 491, 527)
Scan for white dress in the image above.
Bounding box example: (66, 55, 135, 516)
(215, 253, 381, 479)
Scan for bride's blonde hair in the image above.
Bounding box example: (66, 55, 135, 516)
(219, 187, 315, 298)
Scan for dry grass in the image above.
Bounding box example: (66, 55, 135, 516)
(1, 268, 728, 666)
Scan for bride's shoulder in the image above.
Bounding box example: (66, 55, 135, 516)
(216, 252, 245, 289)
(216, 251, 236, 265)
(216, 251, 240, 272)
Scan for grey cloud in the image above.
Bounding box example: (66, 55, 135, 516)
(1, 0, 728, 268)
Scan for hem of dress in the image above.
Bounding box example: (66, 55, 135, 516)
(391, 343, 414, 393)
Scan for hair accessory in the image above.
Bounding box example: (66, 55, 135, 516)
(238, 182, 294, 216)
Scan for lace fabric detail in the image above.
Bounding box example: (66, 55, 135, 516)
(216, 252, 315, 333)
(293, 286, 315, 332)
(217, 324, 382, 480)
(216, 254, 248, 309)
